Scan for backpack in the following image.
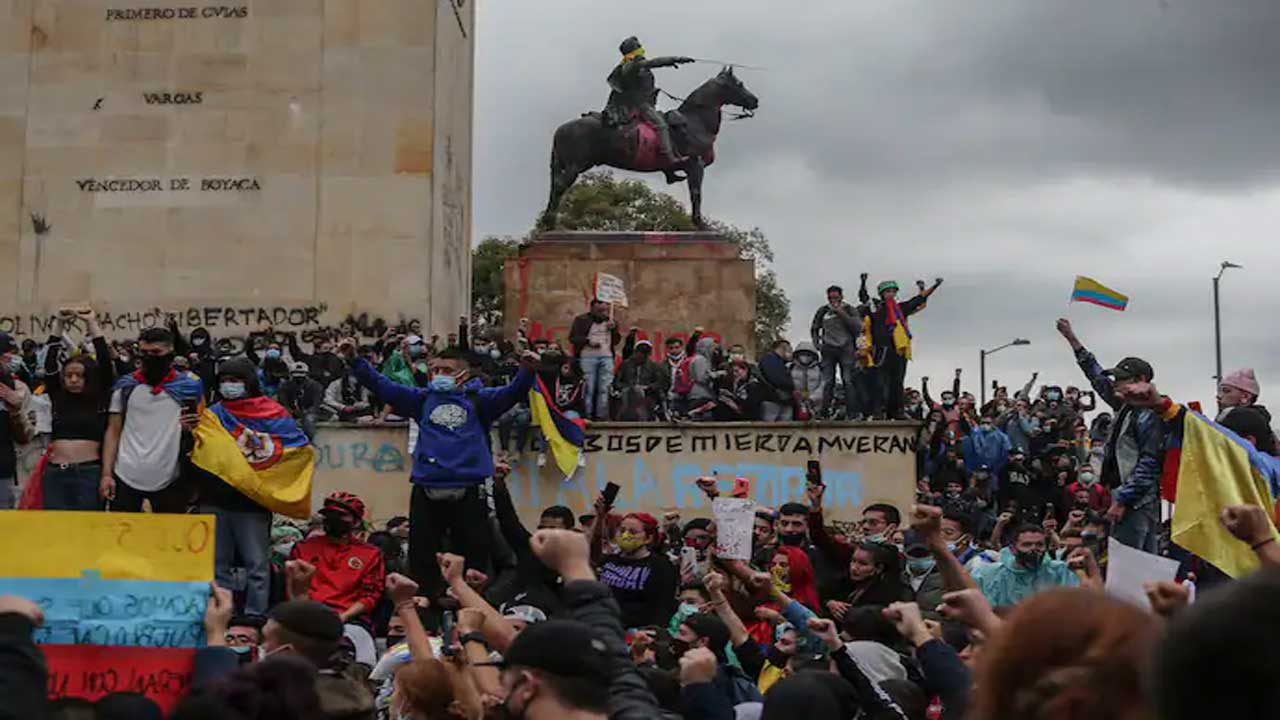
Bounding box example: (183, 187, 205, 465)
(671, 356, 696, 395)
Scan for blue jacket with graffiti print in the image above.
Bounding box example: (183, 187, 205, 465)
(351, 358, 534, 488)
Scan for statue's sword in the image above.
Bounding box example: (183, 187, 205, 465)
(688, 57, 768, 71)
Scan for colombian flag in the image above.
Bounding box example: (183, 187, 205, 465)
(529, 376, 585, 480)
(1070, 276, 1129, 311)
(1161, 401, 1280, 578)
(191, 397, 315, 518)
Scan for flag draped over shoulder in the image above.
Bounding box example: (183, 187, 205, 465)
(529, 375, 585, 481)
(1164, 404, 1280, 578)
(191, 397, 314, 518)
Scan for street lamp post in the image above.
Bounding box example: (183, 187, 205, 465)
(1214, 261, 1242, 384)
(980, 339, 1031, 407)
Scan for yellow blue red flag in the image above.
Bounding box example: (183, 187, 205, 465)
(1161, 401, 1280, 578)
(191, 397, 315, 518)
(1071, 276, 1129, 311)
(529, 376, 585, 480)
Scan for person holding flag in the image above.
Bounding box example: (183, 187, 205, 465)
(336, 337, 539, 601)
(188, 357, 315, 615)
(1056, 318, 1164, 552)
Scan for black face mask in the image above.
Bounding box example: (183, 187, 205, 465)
(778, 532, 805, 547)
(386, 634, 406, 647)
(670, 638, 692, 657)
(322, 514, 354, 538)
(1015, 549, 1044, 569)
(140, 354, 173, 384)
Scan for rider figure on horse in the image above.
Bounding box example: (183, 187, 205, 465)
(604, 36, 695, 165)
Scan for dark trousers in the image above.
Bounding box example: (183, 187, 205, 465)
(409, 484, 492, 599)
(44, 461, 104, 511)
(881, 351, 910, 419)
(110, 475, 191, 513)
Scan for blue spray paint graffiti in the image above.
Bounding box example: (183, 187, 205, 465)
(315, 441, 406, 473)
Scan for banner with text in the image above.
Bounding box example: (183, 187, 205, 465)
(0, 512, 215, 711)
(310, 423, 919, 528)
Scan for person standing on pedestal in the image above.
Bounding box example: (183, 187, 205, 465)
(335, 337, 537, 601)
(570, 299, 622, 421)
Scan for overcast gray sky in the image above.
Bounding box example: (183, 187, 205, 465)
(473, 0, 1280, 409)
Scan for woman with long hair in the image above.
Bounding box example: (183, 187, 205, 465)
(391, 658, 483, 720)
(41, 309, 116, 510)
(844, 542, 910, 608)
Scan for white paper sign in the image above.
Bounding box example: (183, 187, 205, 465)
(712, 497, 755, 561)
(594, 272, 629, 307)
(1104, 536, 1182, 610)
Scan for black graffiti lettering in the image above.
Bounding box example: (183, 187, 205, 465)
(583, 434, 603, 453)
(755, 433, 774, 453)
(304, 306, 320, 326)
(856, 436, 872, 454)
(691, 435, 715, 453)
(624, 435, 641, 454)
(606, 435, 623, 452)
(777, 435, 792, 453)
(667, 436, 683, 453)
(733, 432, 752, 452)
(645, 436, 662, 453)
(873, 436, 888, 454)
(818, 436, 842, 454)
(793, 436, 812, 454)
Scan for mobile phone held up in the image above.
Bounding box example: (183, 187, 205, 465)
(806, 460, 823, 485)
(602, 481, 621, 507)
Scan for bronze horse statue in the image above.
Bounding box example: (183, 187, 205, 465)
(540, 67, 759, 230)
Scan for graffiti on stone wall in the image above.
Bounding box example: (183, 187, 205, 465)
(314, 438, 407, 474)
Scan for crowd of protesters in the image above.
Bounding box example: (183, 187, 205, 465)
(3, 299, 1280, 719)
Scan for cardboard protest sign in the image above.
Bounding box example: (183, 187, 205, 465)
(712, 497, 755, 560)
(593, 272, 629, 307)
(0, 511, 214, 710)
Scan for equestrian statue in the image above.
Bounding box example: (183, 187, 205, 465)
(540, 36, 760, 230)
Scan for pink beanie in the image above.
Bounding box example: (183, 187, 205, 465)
(1222, 368, 1260, 398)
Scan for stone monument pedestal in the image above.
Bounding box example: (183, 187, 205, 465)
(505, 231, 756, 354)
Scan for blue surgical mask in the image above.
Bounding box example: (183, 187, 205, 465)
(219, 382, 246, 400)
(265, 348, 282, 360)
(864, 532, 886, 544)
(429, 374, 457, 392)
(489, 348, 501, 360)
(408, 344, 425, 359)
(678, 602, 700, 616)
(906, 556, 936, 575)
(5, 355, 22, 373)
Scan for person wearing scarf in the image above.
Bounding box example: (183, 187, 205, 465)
(862, 276, 943, 419)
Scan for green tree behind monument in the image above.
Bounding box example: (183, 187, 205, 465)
(471, 170, 790, 350)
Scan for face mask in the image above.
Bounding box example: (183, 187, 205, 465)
(257, 643, 291, 662)
(614, 532, 645, 553)
(864, 532, 886, 544)
(1078, 474, 1097, 487)
(322, 513, 354, 538)
(729, 353, 746, 363)
(266, 348, 282, 360)
(980, 422, 993, 431)
(1015, 549, 1044, 569)
(5, 355, 22, 373)
(140, 353, 173, 383)
(668, 350, 685, 362)
(778, 531, 805, 547)
(386, 634, 406, 648)
(272, 541, 295, 558)
(1046, 392, 1062, 402)
(945, 541, 960, 554)
(678, 602, 700, 616)
(906, 556, 936, 576)
(430, 374, 458, 392)
(669, 638, 691, 658)
(219, 382, 246, 400)
(771, 565, 791, 593)
(490, 348, 501, 360)
(942, 398, 955, 408)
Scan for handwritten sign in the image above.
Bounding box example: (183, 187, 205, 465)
(1104, 537, 1182, 610)
(44, 645, 196, 713)
(5, 575, 208, 647)
(0, 511, 214, 581)
(593, 272, 629, 308)
(712, 497, 755, 561)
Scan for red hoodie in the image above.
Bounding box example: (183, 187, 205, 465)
(290, 535, 386, 619)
